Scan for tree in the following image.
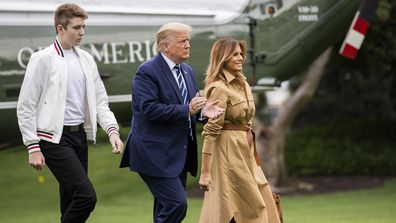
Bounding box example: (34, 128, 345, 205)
(256, 0, 396, 189)
(300, 0, 396, 123)
(254, 48, 332, 189)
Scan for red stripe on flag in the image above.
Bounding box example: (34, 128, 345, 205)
(341, 44, 358, 60)
(353, 17, 369, 35)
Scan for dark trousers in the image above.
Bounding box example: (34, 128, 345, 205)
(139, 172, 188, 223)
(40, 129, 96, 223)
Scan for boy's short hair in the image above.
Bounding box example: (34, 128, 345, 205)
(54, 3, 88, 34)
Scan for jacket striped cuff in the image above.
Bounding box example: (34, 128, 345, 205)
(27, 143, 41, 154)
(107, 127, 119, 137)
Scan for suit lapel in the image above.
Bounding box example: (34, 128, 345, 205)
(157, 55, 184, 103)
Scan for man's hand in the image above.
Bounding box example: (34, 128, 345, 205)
(189, 93, 207, 115)
(29, 152, 45, 170)
(109, 133, 124, 154)
(202, 100, 225, 119)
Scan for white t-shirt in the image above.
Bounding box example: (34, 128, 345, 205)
(63, 49, 86, 125)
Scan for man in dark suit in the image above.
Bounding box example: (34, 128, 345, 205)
(120, 22, 223, 223)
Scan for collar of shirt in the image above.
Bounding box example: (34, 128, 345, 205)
(161, 53, 177, 71)
(55, 36, 80, 57)
(160, 52, 186, 85)
(222, 69, 246, 83)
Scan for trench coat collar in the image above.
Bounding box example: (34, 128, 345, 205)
(222, 69, 246, 84)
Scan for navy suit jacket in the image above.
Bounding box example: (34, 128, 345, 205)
(120, 54, 200, 177)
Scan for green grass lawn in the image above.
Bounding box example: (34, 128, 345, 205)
(1, 143, 395, 223)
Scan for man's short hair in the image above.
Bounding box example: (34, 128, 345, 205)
(156, 22, 192, 52)
(54, 3, 88, 34)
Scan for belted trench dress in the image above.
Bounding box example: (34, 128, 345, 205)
(199, 70, 281, 223)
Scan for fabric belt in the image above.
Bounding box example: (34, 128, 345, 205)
(63, 123, 84, 133)
(222, 123, 261, 165)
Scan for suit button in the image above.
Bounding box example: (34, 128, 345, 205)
(184, 145, 187, 149)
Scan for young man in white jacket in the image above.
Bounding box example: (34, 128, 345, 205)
(16, 3, 123, 223)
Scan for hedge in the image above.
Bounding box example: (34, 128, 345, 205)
(285, 118, 396, 176)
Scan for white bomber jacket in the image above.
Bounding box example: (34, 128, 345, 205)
(17, 38, 119, 153)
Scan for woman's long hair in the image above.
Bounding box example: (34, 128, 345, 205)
(204, 38, 247, 90)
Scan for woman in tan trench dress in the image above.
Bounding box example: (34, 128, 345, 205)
(199, 38, 281, 223)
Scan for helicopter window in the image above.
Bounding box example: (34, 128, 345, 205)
(249, 1, 279, 20)
(5, 85, 20, 98)
(260, 3, 276, 16)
